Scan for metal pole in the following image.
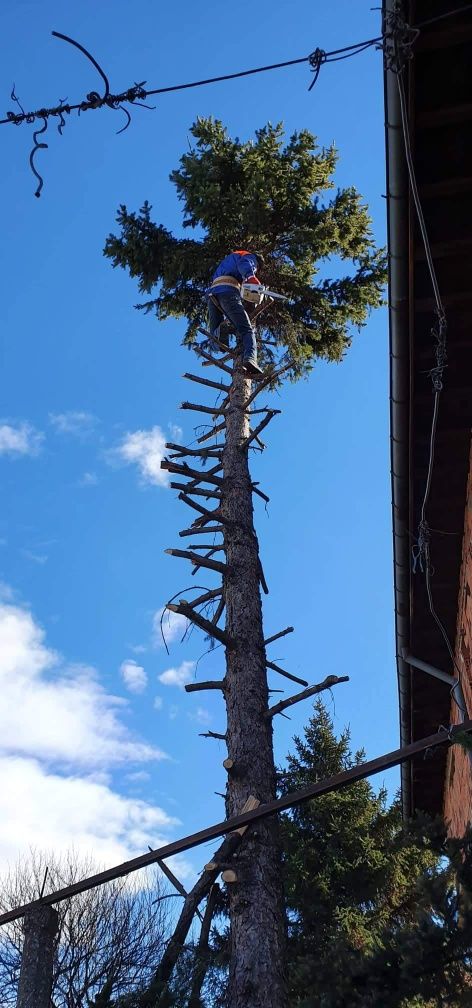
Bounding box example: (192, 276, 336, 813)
(402, 650, 469, 718)
(16, 905, 58, 1008)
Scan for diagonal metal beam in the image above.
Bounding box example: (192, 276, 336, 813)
(1, 720, 471, 925)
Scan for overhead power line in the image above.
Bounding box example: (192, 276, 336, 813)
(2, 3, 471, 196)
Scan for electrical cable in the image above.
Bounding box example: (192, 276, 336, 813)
(2, 3, 471, 196)
(0, 35, 383, 129)
(415, 3, 472, 29)
(390, 18, 466, 716)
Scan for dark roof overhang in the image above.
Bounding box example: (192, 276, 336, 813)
(385, 0, 472, 818)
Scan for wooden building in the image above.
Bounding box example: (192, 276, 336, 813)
(385, 0, 472, 832)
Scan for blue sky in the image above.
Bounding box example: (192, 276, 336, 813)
(0, 0, 396, 880)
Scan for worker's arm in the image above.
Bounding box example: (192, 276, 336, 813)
(235, 253, 259, 282)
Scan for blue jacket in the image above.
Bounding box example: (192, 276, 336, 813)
(206, 251, 259, 296)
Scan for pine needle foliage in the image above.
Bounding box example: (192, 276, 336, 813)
(104, 118, 386, 378)
(279, 702, 472, 1008)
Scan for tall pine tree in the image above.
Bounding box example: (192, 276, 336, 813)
(104, 118, 385, 378)
(104, 118, 386, 1008)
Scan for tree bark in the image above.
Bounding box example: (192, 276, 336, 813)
(221, 358, 287, 1008)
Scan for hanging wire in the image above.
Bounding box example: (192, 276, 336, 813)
(29, 116, 48, 197)
(51, 30, 111, 99)
(2, 4, 471, 195)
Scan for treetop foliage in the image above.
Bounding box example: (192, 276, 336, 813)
(104, 118, 386, 378)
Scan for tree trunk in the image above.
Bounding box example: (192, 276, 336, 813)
(158, 341, 288, 1006)
(221, 358, 287, 1008)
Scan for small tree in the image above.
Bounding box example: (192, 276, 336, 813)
(105, 117, 386, 1008)
(0, 849, 171, 1008)
(280, 701, 472, 1007)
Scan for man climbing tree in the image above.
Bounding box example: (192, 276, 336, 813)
(105, 117, 386, 1008)
(206, 249, 265, 376)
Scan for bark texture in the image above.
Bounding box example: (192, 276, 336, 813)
(158, 343, 288, 1007)
(16, 905, 58, 1008)
(221, 360, 287, 1008)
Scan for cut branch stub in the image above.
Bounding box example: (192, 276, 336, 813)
(170, 483, 222, 499)
(186, 463, 224, 490)
(264, 675, 350, 719)
(264, 626, 294, 646)
(211, 594, 226, 626)
(258, 559, 269, 595)
(185, 680, 226, 694)
(197, 421, 226, 444)
(252, 483, 270, 504)
(156, 859, 188, 900)
(165, 441, 222, 458)
(186, 587, 223, 609)
(183, 373, 230, 393)
(222, 869, 238, 884)
(199, 730, 227, 741)
(195, 344, 233, 376)
(241, 410, 280, 450)
(161, 460, 224, 487)
(180, 401, 226, 417)
(179, 525, 225, 538)
(223, 757, 246, 778)
(165, 549, 226, 574)
(167, 601, 234, 649)
(266, 659, 308, 688)
(197, 327, 237, 357)
(179, 493, 225, 524)
(243, 360, 294, 410)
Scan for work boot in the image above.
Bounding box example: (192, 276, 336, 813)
(242, 359, 264, 379)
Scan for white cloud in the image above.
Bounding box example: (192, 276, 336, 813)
(0, 592, 180, 872)
(169, 705, 179, 720)
(159, 660, 195, 690)
(130, 643, 147, 655)
(0, 581, 14, 601)
(114, 427, 169, 486)
(0, 600, 165, 767)
(0, 422, 43, 457)
(154, 696, 163, 711)
(125, 770, 151, 784)
(168, 423, 183, 443)
(78, 471, 98, 487)
(21, 549, 48, 565)
(0, 757, 178, 871)
(120, 659, 147, 694)
(153, 607, 189, 648)
(49, 411, 97, 436)
(189, 706, 212, 727)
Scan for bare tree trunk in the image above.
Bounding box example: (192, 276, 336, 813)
(159, 342, 288, 1007)
(222, 359, 287, 1008)
(16, 906, 58, 1008)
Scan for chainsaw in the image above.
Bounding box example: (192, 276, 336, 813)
(241, 282, 291, 305)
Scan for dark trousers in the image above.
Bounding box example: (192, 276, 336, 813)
(207, 291, 257, 363)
